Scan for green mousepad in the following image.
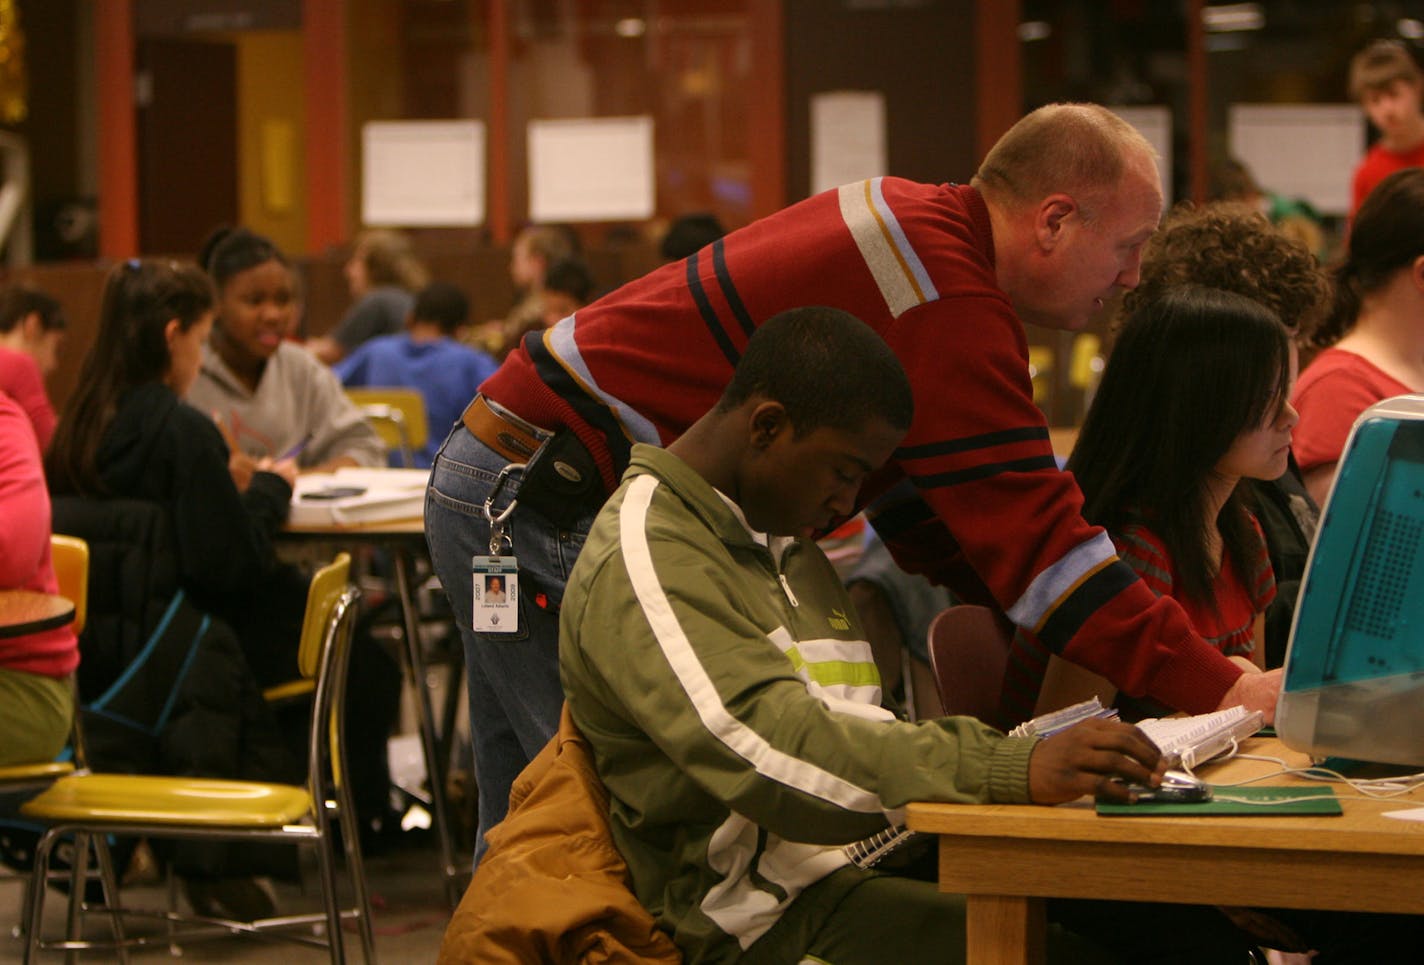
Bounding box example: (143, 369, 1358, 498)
(1097, 784, 1341, 816)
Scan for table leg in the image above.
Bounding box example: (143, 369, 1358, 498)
(393, 547, 465, 906)
(966, 894, 1044, 965)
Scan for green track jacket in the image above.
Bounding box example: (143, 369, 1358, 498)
(560, 444, 1039, 962)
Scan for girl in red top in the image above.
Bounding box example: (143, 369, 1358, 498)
(1003, 286, 1297, 724)
(1294, 167, 1424, 507)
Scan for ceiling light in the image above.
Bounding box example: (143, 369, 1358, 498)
(1203, 3, 1264, 32)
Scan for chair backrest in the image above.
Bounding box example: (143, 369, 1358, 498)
(345, 387, 429, 467)
(301, 554, 361, 804)
(298, 553, 352, 680)
(926, 605, 1013, 725)
(49, 535, 89, 636)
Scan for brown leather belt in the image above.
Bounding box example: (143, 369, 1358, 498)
(461, 395, 548, 464)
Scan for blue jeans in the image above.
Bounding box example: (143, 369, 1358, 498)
(425, 420, 596, 863)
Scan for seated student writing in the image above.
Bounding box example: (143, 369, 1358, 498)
(558, 306, 1272, 964)
(46, 258, 402, 878)
(1005, 287, 1292, 726)
(45, 259, 305, 918)
(334, 280, 498, 468)
(185, 227, 385, 473)
(47, 260, 304, 686)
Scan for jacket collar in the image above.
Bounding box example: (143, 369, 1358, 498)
(624, 444, 796, 560)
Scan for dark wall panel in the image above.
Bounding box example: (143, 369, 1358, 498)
(784, 0, 979, 202)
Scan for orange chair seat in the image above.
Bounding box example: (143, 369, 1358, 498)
(21, 774, 313, 828)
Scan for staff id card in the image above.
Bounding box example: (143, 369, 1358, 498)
(472, 556, 519, 632)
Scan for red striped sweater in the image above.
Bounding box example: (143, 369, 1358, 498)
(479, 178, 1241, 712)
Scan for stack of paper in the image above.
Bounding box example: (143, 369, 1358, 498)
(288, 467, 430, 527)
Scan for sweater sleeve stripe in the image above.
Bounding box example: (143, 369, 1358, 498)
(620, 474, 883, 814)
(911, 453, 1059, 490)
(687, 249, 742, 367)
(897, 425, 1050, 460)
(530, 319, 659, 457)
(1035, 559, 1142, 654)
(1005, 530, 1118, 629)
(838, 178, 937, 317)
(710, 239, 757, 337)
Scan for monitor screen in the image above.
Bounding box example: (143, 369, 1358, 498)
(1277, 395, 1424, 767)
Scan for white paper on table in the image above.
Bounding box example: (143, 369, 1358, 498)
(1382, 807, 1424, 822)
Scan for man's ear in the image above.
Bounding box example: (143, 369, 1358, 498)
(1035, 194, 1077, 251)
(748, 400, 789, 451)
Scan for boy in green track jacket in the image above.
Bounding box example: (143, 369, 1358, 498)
(557, 306, 1207, 963)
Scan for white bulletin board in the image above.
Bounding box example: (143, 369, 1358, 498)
(362, 120, 486, 227)
(528, 116, 655, 222)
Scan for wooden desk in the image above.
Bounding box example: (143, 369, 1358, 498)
(906, 738, 1424, 965)
(0, 590, 76, 639)
(281, 514, 467, 905)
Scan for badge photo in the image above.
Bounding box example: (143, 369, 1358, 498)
(472, 555, 519, 633)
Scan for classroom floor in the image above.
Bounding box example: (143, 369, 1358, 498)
(0, 838, 456, 962)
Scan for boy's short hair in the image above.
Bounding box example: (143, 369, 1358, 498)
(0, 286, 65, 334)
(717, 306, 913, 435)
(1349, 39, 1424, 100)
(412, 281, 470, 335)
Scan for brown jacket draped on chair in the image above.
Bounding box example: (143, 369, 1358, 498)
(438, 703, 682, 964)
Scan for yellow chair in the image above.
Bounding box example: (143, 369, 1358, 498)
(20, 553, 376, 963)
(49, 535, 88, 638)
(1027, 344, 1054, 407)
(346, 386, 429, 467)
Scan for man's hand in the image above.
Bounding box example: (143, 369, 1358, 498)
(1028, 717, 1165, 805)
(1218, 667, 1282, 724)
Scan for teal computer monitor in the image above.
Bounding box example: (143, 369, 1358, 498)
(1277, 395, 1424, 767)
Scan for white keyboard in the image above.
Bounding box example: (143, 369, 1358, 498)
(1136, 706, 1264, 769)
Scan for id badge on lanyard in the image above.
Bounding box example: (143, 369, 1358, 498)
(472, 555, 519, 632)
(476, 464, 522, 633)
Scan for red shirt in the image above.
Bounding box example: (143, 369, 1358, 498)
(1351, 139, 1424, 217)
(1292, 348, 1413, 474)
(0, 347, 56, 449)
(0, 393, 78, 678)
(482, 178, 1242, 713)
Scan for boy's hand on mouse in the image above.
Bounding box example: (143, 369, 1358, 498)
(1028, 718, 1165, 805)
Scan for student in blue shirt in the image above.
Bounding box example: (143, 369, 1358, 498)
(335, 281, 498, 468)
